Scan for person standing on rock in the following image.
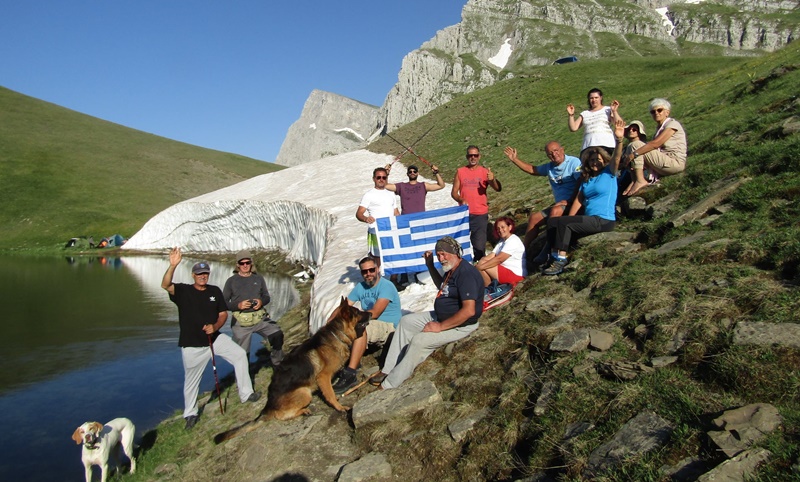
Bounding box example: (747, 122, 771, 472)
(327, 255, 401, 394)
(161, 247, 260, 430)
(222, 250, 284, 367)
(385, 163, 445, 214)
(503, 141, 582, 266)
(369, 236, 483, 389)
(356, 167, 399, 258)
(451, 146, 501, 261)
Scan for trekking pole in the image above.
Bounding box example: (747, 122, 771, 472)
(207, 333, 225, 415)
(384, 132, 434, 168)
(387, 125, 434, 166)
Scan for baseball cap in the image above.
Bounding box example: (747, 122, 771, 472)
(192, 262, 211, 274)
(407, 165, 419, 172)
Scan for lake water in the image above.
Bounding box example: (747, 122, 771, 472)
(0, 254, 300, 482)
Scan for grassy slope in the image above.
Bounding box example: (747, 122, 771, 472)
(116, 45, 797, 481)
(364, 44, 799, 480)
(0, 87, 282, 250)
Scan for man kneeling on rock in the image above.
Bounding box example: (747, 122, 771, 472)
(369, 236, 483, 389)
(327, 255, 401, 394)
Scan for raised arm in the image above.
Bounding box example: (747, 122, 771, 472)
(567, 103, 582, 131)
(504, 146, 536, 175)
(610, 118, 625, 175)
(423, 251, 444, 289)
(161, 247, 181, 295)
(425, 164, 445, 191)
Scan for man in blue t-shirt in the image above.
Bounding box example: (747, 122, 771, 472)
(504, 141, 582, 264)
(328, 255, 401, 394)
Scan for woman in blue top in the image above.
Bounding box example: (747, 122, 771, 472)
(543, 119, 625, 275)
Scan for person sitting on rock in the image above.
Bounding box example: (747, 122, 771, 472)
(369, 236, 483, 389)
(327, 255, 401, 394)
(475, 216, 527, 288)
(542, 120, 626, 275)
(621, 98, 687, 196)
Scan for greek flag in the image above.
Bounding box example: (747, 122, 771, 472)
(375, 205, 473, 275)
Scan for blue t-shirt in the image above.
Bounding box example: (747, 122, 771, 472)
(580, 166, 618, 221)
(536, 155, 582, 203)
(348, 277, 402, 326)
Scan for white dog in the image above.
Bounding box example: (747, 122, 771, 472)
(71, 418, 136, 482)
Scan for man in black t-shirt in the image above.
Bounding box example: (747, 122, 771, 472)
(371, 236, 483, 389)
(161, 247, 260, 430)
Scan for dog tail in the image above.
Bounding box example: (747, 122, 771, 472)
(213, 413, 275, 444)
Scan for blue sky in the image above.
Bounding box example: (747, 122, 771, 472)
(0, 1, 465, 163)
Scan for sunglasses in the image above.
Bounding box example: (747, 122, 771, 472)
(650, 108, 665, 114)
(467, 153, 480, 158)
(360, 267, 377, 275)
(375, 176, 387, 180)
(407, 170, 418, 174)
(238, 260, 252, 266)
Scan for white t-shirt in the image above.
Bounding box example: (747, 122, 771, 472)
(492, 234, 527, 277)
(359, 188, 397, 233)
(580, 106, 615, 151)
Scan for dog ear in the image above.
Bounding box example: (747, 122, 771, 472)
(339, 296, 350, 311)
(89, 422, 103, 434)
(71, 427, 84, 445)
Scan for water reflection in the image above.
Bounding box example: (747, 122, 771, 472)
(0, 254, 299, 482)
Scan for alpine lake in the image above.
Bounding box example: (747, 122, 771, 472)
(0, 254, 300, 482)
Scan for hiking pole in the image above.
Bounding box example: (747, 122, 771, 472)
(384, 132, 434, 168)
(387, 125, 434, 166)
(207, 333, 225, 415)
(341, 379, 370, 397)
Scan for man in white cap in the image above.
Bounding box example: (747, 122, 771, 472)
(161, 247, 259, 430)
(223, 250, 284, 366)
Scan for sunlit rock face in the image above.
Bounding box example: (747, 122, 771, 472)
(275, 90, 381, 167)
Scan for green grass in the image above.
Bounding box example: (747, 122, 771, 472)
(0, 87, 282, 250)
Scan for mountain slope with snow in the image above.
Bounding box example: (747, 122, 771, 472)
(123, 150, 455, 331)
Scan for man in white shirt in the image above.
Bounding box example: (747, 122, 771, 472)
(356, 167, 399, 258)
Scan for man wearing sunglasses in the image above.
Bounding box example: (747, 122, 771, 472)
(222, 250, 285, 367)
(356, 167, 400, 258)
(385, 163, 445, 214)
(327, 255, 401, 394)
(451, 146, 501, 261)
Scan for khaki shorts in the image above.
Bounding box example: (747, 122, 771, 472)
(366, 319, 396, 345)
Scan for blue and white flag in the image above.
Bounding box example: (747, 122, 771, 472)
(375, 204, 473, 275)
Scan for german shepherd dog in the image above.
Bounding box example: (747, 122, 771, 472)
(214, 297, 369, 444)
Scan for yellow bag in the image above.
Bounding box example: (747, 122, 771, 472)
(233, 309, 266, 327)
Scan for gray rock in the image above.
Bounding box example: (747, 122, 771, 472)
(276, 90, 380, 166)
(596, 360, 655, 381)
(696, 448, 772, 482)
(649, 356, 678, 368)
(525, 298, 572, 317)
(733, 321, 800, 348)
(577, 230, 636, 246)
(661, 456, 708, 481)
(550, 328, 590, 352)
(656, 230, 709, 254)
(448, 408, 489, 442)
(533, 381, 559, 416)
(338, 452, 392, 482)
(585, 411, 673, 475)
(664, 331, 687, 354)
(563, 421, 594, 441)
(708, 403, 782, 458)
(647, 191, 683, 219)
(644, 307, 673, 324)
(589, 329, 614, 351)
(698, 214, 722, 226)
(352, 379, 442, 427)
(668, 177, 751, 228)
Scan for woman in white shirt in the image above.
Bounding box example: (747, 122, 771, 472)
(567, 88, 621, 156)
(475, 216, 527, 287)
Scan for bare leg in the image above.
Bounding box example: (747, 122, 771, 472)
(347, 333, 367, 370)
(624, 167, 649, 196)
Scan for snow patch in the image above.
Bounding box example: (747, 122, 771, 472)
(655, 7, 676, 35)
(488, 38, 513, 69)
(333, 127, 365, 141)
(309, 123, 317, 129)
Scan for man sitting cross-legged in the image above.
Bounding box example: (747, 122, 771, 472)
(327, 255, 401, 394)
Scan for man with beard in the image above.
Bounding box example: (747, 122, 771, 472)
(385, 163, 445, 214)
(369, 236, 483, 389)
(327, 255, 401, 394)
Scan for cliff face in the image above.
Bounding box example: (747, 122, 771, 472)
(280, 0, 797, 163)
(275, 90, 380, 167)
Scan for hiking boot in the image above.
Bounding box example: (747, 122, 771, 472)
(332, 368, 358, 395)
(369, 372, 388, 387)
(184, 415, 199, 430)
(543, 258, 568, 276)
(246, 391, 261, 403)
(270, 349, 284, 366)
